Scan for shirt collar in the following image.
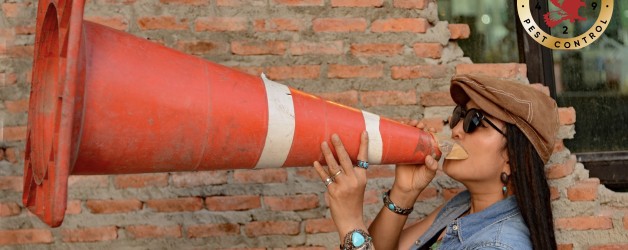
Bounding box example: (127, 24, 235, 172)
(456, 194, 520, 242)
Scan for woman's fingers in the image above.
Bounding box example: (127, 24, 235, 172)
(355, 131, 369, 175)
(330, 134, 354, 177)
(425, 155, 438, 171)
(321, 141, 343, 177)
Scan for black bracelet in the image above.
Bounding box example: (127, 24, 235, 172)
(340, 229, 373, 250)
(382, 190, 413, 215)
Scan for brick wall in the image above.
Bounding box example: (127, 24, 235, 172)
(1, 0, 627, 249)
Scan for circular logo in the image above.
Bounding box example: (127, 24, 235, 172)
(517, 0, 614, 50)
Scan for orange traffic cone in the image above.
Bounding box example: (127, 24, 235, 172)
(25, 0, 442, 227)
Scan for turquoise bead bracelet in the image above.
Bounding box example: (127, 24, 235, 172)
(382, 190, 413, 215)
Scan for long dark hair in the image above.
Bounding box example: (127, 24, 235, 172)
(505, 124, 557, 250)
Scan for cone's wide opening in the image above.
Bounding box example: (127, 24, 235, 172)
(29, 3, 60, 184)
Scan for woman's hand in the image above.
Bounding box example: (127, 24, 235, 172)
(313, 131, 369, 240)
(391, 121, 439, 207)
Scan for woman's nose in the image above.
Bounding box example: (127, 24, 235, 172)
(451, 120, 464, 140)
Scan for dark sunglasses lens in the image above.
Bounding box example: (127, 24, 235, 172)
(463, 110, 482, 133)
(450, 106, 463, 129)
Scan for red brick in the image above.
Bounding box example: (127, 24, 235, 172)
(360, 90, 416, 107)
(2, 126, 27, 142)
(254, 18, 305, 32)
(420, 91, 455, 107)
(137, 16, 188, 31)
(145, 197, 203, 212)
(419, 118, 445, 133)
(68, 175, 109, 188)
(290, 41, 344, 55)
(331, 0, 383, 7)
(394, 0, 427, 9)
(244, 221, 300, 237)
(558, 244, 573, 250)
(449, 24, 471, 39)
(187, 223, 240, 238)
(371, 18, 428, 33)
(4, 148, 21, 163)
(413, 43, 442, 59)
(114, 173, 168, 189)
(1, 3, 31, 18)
(328, 64, 383, 79)
(86, 199, 143, 214)
(549, 186, 560, 200)
(217, 0, 266, 6)
(171, 171, 228, 187)
(567, 178, 600, 201)
(363, 189, 380, 204)
(160, 0, 209, 5)
(234, 66, 265, 76)
(272, 0, 324, 6)
(4, 98, 29, 113)
(176, 41, 229, 55)
(316, 90, 359, 107)
(7, 45, 34, 58)
(304, 218, 336, 233)
(0, 229, 53, 245)
(391, 65, 448, 79)
(0, 202, 20, 217)
(61, 226, 118, 242)
(624, 215, 628, 229)
(0, 176, 22, 192)
(1, 73, 18, 86)
(294, 167, 320, 181)
(233, 168, 288, 183)
(264, 194, 319, 211)
(206, 195, 261, 211)
(455, 63, 527, 79)
(558, 107, 576, 125)
(85, 16, 129, 31)
(350, 43, 403, 57)
(366, 164, 395, 178)
(589, 244, 628, 250)
(126, 225, 182, 239)
(0, 149, 3, 161)
(265, 65, 321, 80)
(545, 155, 576, 179)
(231, 41, 287, 55)
(530, 83, 551, 96)
(313, 18, 367, 33)
(417, 187, 438, 201)
(14, 26, 34, 35)
(555, 216, 612, 230)
(66, 200, 82, 215)
(443, 188, 465, 201)
(195, 17, 247, 32)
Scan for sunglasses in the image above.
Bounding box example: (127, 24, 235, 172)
(448, 106, 506, 136)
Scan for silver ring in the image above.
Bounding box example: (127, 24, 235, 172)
(324, 177, 334, 187)
(331, 170, 343, 178)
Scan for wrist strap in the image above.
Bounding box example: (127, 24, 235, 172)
(382, 190, 413, 215)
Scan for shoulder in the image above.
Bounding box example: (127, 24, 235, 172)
(465, 213, 532, 250)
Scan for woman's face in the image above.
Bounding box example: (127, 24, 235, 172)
(443, 100, 509, 185)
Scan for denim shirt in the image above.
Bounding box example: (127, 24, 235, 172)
(410, 191, 532, 250)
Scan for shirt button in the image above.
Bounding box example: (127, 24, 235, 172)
(452, 224, 459, 231)
(415, 240, 421, 245)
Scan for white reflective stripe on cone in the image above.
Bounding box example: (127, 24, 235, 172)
(362, 110, 383, 164)
(255, 73, 296, 168)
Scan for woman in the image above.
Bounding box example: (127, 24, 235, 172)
(313, 74, 559, 250)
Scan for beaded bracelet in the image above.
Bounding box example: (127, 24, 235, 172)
(340, 229, 373, 250)
(382, 190, 413, 215)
